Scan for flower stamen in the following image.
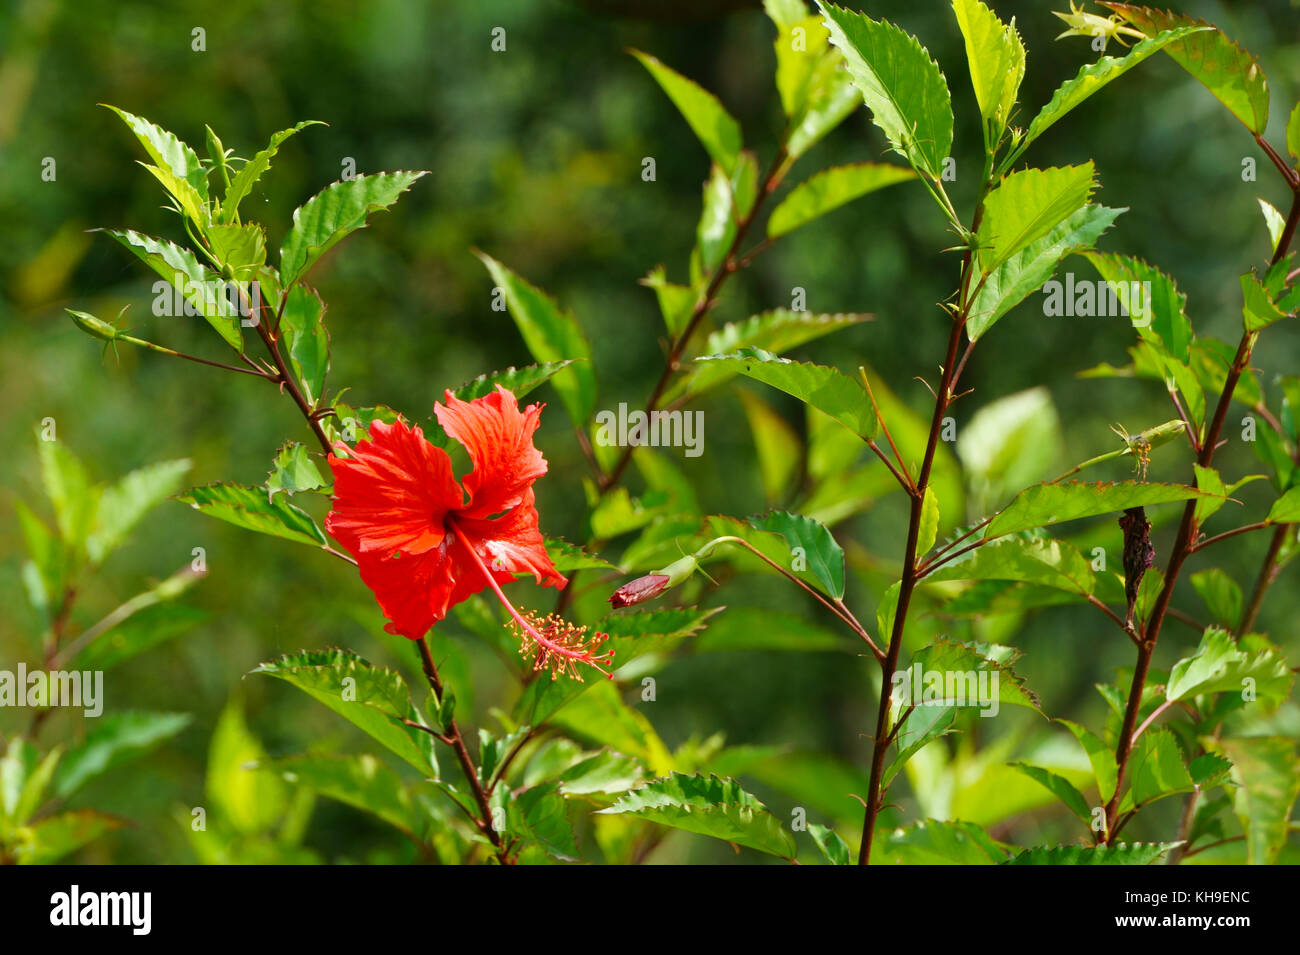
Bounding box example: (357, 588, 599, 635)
(449, 520, 614, 680)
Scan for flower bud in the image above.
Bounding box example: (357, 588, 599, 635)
(608, 553, 700, 608)
(66, 309, 118, 342)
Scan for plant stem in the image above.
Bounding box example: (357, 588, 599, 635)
(416, 636, 513, 865)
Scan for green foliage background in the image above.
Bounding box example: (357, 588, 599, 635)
(1, 0, 1298, 862)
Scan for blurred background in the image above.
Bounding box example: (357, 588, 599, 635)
(1, 0, 1298, 862)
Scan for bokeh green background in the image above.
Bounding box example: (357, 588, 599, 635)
(1, 0, 1298, 862)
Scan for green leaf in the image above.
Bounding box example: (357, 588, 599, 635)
(871, 818, 1007, 864)
(84, 458, 191, 566)
(767, 163, 914, 239)
(1241, 272, 1288, 332)
(100, 229, 243, 350)
(809, 823, 852, 864)
(207, 223, 267, 279)
(250, 649, 438, 775)
(1012, 28, 1204, 161)
(917, 485, 940, 556)
(1166, 627, 1292, 707)
(1101, 5, 1268, 133)
(36, 436, 96, 552)
(1126, 728, 1194, 808)
(985, 480, 1218, 538)
(204, 698, 287, 833)
(957, 387, 1062, 510)
(1288, 102, 1300, 164)
(640, 266, 696, 338)
(770, 13, 861, 158)
(543, 537, 619, 573)
(1084, 252, 1192, 363)
(1205, 736, 1300, 865)
(905, 640, 1042, 713)
(1009, 763, 1092, 824)
(177, 482, 326, 547)
(1266, 485, 1300, 522)
(279, 170, 428, 286)
(695, 156, 757, 275)
(752, 510, 846, 599)
(14, 810, 126, 864)
(279, 286, 329, 407)
(927, 531, 1095, 595)
(103, 105, 208, 225)
(272, 753, 422, 838)
(450, 361, 575, 403)
(696, 347, 876, 440)
(881, 705, 956, 788)
(475, 251, 595, 428)
(598, 772, 796, 858)
(968, 205, 1124, 341)
(978, 164, 1096, 270)
(1004, 842, 1177, 865)
(1189, 570, 1241, 630)
(1058, 719, 1118, 802)
(665, 310, 870, 403)
(265, 442, 327, 498)
(1258, 198, 1287, 256)
(219, 120, 324, 224)
(53, 711, 191, 799)
(952, 0, 1025, 148)
(817, 2, 953, 178)
(631, 50, 743, 176)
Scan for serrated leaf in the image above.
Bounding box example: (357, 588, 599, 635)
(85, 458, 191, 566)
(767, 163, 914, 239)
(952, 0, 1025, 148)
(1013, 28, 1204, 160)
(1004, 842, 1176, 865)
(220, 120, 324, 224)
(1126, 728, 1194, 808)
(598, 772, 796, 858)
(450, 361, 574, 403)
(631, 50, 742, 176)
(1241, 272, 1288, 332)
(1058, 718, 1118, 802)
(967, 204, 1123, 341)
(280, 286, 329, 407)
(978, 164, 1096, 270)
(177, 482, 327, 547)
(1266, 485, 1300, 523)
(1166, 627, 1292, 707)
(265, 442, 326, 498)
(1010, 763, 1092, 823)
(544, 537, 619, 573)
(985, 480, 1217, 538)
(475, 251, 595, 428)
(916, 485, 940, 556)
(871, 818, 1007, 864)
(696, 347, 875, 440)
(809, 823, 851, 864)
(927, 531, 1095, 595)
(103, 105, 208, 224)
(905, 639, 1041, 713)
(771, 13, 861, 158)
(1084, 252, 1192, 363)
(250, 649, 438, 774)
(279, 171, 428, 286)
(101, 229, 242, 350)
(1204, 735, 1300, 865)
(752, 510, 845, 599)
(666, 311, 870, 404)
(1102, 5, 1268, 134)
(818, 3, 953, 178)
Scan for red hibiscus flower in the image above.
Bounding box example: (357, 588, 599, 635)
(325, 386, 613, 680)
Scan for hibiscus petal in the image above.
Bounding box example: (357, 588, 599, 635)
(434, 386, 547, 519)
(325, 418, 463, 558)
(452, 489, 567, 589)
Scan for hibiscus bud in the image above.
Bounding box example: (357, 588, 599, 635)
(609, 574, 669, 608)
(67, 309, 118, 342)
(609, 554, 699, 608)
